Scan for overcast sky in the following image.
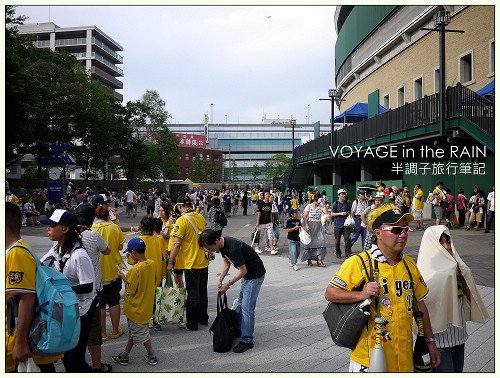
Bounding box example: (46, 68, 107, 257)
(15, 5, 338, 125)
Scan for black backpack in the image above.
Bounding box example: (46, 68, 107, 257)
(209, 293, 241, 353)
(214, 208, 228, 227)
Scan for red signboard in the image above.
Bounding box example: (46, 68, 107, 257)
(175, 133, 206, 149)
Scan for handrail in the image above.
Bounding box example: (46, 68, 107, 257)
(295, 83, 494, 161)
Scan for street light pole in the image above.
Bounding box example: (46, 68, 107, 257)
(307, 104, 310, 125)
(421, 9, 464, 137)
(320, 89, 343, 150)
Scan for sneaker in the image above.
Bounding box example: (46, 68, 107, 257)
(264, 246, 270, 252)
(112, 352, 129, 366)
(292, 265, 299, 271)
(233, 341, 254, 353)
(152, 322, 162, 331)
(144, 354, 158, 366)
(254, 247, 263, 254)
(270, 249, 278, 255)
(335, 254, 342, 259)
(178, 322, 187, 329)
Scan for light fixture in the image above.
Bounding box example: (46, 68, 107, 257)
(434, 10, 450, 27)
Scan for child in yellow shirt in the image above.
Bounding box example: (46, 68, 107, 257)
(112, 238, 157, 366)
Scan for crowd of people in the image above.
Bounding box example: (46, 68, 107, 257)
(5, 181, 493, 373)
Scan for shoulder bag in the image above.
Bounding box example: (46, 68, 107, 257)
(323, 251, 376, 349)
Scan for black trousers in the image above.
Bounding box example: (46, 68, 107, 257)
(62, 297, 98, 372)
(184, 268, 209, 330)
(458, 209, 466, 227)
(334, 226, 351, 257)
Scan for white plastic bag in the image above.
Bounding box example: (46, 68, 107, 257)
(344, 215, 355, 228)
(18, 358, 41, 373)
(299, 227, 312, 245)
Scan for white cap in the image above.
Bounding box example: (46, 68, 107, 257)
(337, 188, 347, 195)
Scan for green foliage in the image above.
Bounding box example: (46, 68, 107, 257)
(264, 153, 291, 179)
(140, 89, 171, 138)
(146, 127, 180, 181)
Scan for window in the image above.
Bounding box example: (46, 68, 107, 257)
(414, 76, 423, 100)
(434, 67, 440, 94)
(458, 50, 474, 85)
(383, 93, 390, 109)
(397, 86, 405, 107)
(489, 39, 495, 76)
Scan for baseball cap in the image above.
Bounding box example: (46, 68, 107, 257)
(374, 192, 385, 199)
(75, 203, 96, 219)
(176, 195, 192, 206)
(337, 188, 347, 195)
(370, 205, 414, 231)
(91, 194, 112, 206)
(288, 208, 298, 215)
(124, 237, 146, 253)
(357, 189, 367, 195)
(39, 209, 79, 228)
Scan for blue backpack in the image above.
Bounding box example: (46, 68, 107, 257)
(7, 244, 81, 356)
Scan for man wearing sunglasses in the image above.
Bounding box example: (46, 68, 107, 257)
(325, 204, 441, 372)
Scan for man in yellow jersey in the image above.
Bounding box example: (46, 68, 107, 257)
(412, 184, 425, 230)
(325, 204, 441, 372)
(167, 195, 208, 331)
(5, 203, 60, 372)
(91, 194, 126, 342)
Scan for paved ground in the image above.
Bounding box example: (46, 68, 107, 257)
(22, 205, 495, 372)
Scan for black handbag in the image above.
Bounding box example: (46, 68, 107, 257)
(209, 293, 241, 353)
(323, 252, 375, 349)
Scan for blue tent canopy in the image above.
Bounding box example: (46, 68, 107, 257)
(476, 80, 494, 96)
(334, 102, 388, 123)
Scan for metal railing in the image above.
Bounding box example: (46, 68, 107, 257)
(295, 83, 494, 161)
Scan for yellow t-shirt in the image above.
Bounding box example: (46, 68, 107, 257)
(171, 212, 208, 270)
(432, 187, 445, 204)
(124, 259, 156, 324)
(291, 198, 299, 209)
(251, 193, 258, 202)
(157, 234, 168, 281)
(413, 189, 425, 210)
(329, 249, 429, 372)
(139, 235, 164, 287)
(91, 221, 126, 282)
(5, 241, 60, 372)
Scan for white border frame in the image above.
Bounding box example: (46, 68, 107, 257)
(458, 49, 475, 86)
(397, 85, 406, 107)
(488, 38, 495, 77)
(413, 75, 424, 101)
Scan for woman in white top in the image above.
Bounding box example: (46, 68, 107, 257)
(301, 193, 327, 267)
(417, 225, 489, 372)
(40, 209, 96, 373)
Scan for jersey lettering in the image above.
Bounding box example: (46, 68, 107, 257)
(381, 277, 389, 295)
(395, 279, 413, 297)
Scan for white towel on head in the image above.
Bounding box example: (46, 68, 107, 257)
(417, 225, 489, 333)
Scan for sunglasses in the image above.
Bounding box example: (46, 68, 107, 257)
(378, 226, 411, 235)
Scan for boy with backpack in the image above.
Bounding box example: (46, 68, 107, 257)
(208, 197, 227, 237)
(112, 237, 158, 366)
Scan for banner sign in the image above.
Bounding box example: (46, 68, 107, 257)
(48, 182, 64, 203)
(175, 133, 206, 149)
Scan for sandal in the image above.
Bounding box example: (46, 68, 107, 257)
(92, 363, 112, 373)
(307, 260, 313, 266)
(102, 335, 109, 342)
(317, 260, 326, 267)
(110, 327, 124, 339)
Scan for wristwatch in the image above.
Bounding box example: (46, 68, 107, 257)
(425, 337, 436, 343)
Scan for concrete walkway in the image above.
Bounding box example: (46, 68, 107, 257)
(22, 206, 494, 372)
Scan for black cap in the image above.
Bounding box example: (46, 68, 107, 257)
(371, 207, 414, 230)
(91, 194, 112, 206)
(176, 195, 191, 206)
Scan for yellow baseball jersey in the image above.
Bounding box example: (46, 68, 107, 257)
(329, 248, 429, 372)
(91, 221, 126, 282)
(5, 241, 60, 372)
(139, 235, 164, 287)
(171, 212, 208, 270)
(291, 198, 299, 209)
(432, 187, 445, 202)
(413, 189, 425, 210)
(251, 193, 258, 201)
(124, 259, 156, 324)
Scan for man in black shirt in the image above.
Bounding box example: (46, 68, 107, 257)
(255, 191, 275, 254)
(285, 209, 301, 270)
(198, 230, 266, 354)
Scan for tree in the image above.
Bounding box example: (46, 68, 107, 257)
(252, 163, 261, 182)
(146, 127, 180, 182)
(264, 153, 291, 179)
(140, 89, 171, 138)
(111, 101, 150, 186)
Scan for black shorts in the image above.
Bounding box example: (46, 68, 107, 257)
(173, 269, 184, 276)
(100, 278, 122, 308)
